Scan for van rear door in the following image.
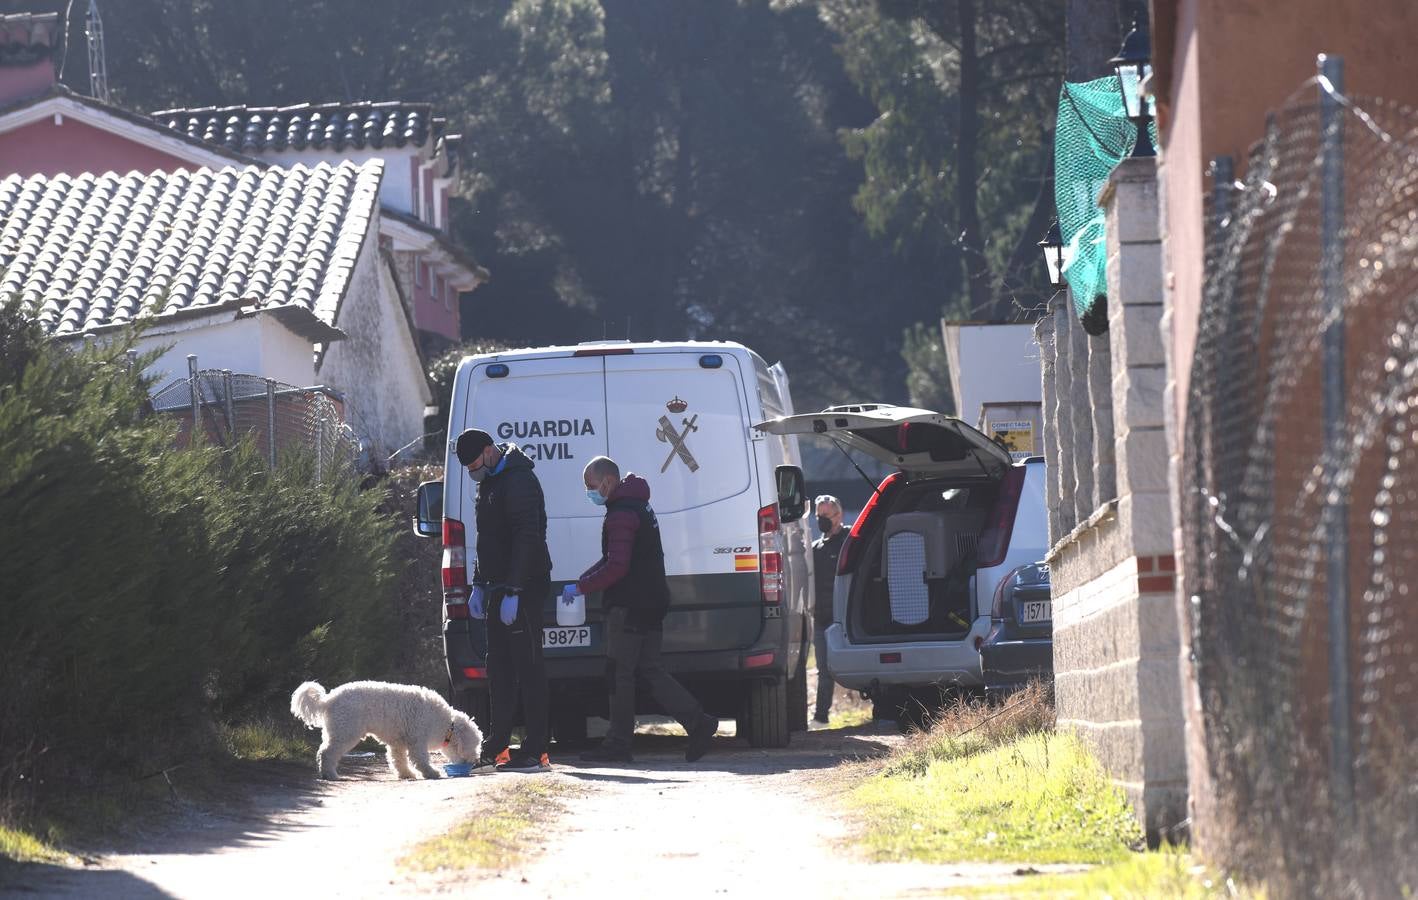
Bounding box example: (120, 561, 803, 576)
(603, 351, 763, 652)
(460, 354, 610, 586)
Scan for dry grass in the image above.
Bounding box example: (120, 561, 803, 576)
(882, 681, 1056, 777)
(220, 719, 315, 763)
(399, 779, 573, 873)
(848, 683, 1144, 865)
(946, 846, 1267, 899)
(0, 824, 69, 865)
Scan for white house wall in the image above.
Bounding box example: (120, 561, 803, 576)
(261, 146, 419, 217)
(943, 323, 1044, 428)
(136, 313, 316, 394)
(318, 223, 431, 457)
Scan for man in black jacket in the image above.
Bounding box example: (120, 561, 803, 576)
(811, 494, 847, 724)
(563, 456, 717, 764)
(457, 428, 553, 773)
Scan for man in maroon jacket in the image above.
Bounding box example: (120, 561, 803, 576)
(563, 456, 717, 764)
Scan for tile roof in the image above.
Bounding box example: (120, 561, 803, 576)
(0, 160, 383, 338)
(0, 11, 58, 63)
(151, 102, 448, 154)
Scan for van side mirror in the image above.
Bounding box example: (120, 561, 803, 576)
(414, 480, 443, 537)
(775, 465, 807, 522)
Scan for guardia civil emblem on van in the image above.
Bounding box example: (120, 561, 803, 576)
(656, 411, 699, 473)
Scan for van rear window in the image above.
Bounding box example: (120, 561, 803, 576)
(604, 355, 753, 514)
(856, 424, 970, 462)
(464, 358, 609, 519)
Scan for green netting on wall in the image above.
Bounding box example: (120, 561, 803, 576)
(1054, 76, 1154, 326)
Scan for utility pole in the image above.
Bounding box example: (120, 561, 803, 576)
(86, 0, 110, 103)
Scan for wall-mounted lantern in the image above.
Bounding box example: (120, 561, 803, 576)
(1039, 218, 1067, 289)
(1110, 18, 1156, 158)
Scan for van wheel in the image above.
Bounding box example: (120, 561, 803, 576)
(741, 680, 790, 748)
(452, 687, 491, 734)
(787, 650, 808, 732)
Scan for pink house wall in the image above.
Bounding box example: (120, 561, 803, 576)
(411, 265, 460, 341)
(0, 61, 55, 108)
(422, 170, 434, 226)
(0, 117, 192, 178)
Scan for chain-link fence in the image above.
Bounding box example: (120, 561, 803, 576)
(1183, 59, 1418, 897)
(149, 354, 361, 481)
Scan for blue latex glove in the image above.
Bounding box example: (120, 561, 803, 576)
(500, 593, 519, 626)
(560, 584, 580, 605)
(468, 585, 487, 620)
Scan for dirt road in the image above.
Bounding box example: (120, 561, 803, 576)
(6, 724, 1079, 899)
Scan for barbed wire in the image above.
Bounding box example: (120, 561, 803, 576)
(1183, 83, 1418, 897)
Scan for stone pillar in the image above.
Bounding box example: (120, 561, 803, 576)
(1052, 296, 1079, 536)
(1067, 303, 1094, 528)
(1036, 312, 1062, 545)
(1088, 329, 1117, 508)
(1101, 155, 1188, 838)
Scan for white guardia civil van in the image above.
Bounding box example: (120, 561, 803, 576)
(414, 341, 814, 748)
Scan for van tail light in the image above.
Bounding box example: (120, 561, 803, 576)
(977, 466, 1025, 568)
(836, 472, 903, 576)
(758, 504, 783, 604)
(442, 517, 470, 616)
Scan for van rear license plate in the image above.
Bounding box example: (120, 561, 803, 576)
(1020, 601, 1051, 624)
(543, 626, 591, 649)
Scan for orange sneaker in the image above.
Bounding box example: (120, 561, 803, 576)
(497, 751, 552, 773)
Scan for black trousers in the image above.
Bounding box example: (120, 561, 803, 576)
(486, 582, 549, 758)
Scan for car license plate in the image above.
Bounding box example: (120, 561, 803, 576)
(1020, 600, 1051, 623)
(543, 626, 591, 649)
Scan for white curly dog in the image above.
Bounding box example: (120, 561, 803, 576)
(290, 680, 482, 780)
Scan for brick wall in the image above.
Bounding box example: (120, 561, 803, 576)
(1044, 157, 1189, 843)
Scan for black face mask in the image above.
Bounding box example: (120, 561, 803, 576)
(816, 515, 834, 534)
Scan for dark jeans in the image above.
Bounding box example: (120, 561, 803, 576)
(813, 625, 835, 720)
(486, 582, 549, 758)
(604, 605, 702, 750)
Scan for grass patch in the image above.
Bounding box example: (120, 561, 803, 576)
(951, 848, 1266, 898)
(0, 824, 69, 865)
(828, 706, 873, 729)
(400, 779, 569, 872)
(220, 719, 314, 762)
(851, 683, 1142, 865)
(855, 730, 1141, 864)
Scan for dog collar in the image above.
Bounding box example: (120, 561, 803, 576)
(442, 722, 455, 747)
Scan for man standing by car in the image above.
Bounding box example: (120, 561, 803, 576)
(811, 495, 848, 724)
(564, 456, 717, 764)
(457, 428, 553, 773)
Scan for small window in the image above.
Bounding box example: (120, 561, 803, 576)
(415, 260, 426, 288)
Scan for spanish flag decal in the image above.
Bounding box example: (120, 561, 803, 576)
(734, 553, 758, 572)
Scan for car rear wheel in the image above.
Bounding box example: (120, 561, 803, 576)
(740, 679, 790, 748)
(451, 686, 491, 734)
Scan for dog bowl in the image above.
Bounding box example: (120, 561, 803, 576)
(442, 762, 472, 777)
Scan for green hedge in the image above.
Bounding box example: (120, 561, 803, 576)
(0, 305, 394, 807)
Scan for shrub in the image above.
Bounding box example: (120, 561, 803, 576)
(0, 304, 395, 822)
